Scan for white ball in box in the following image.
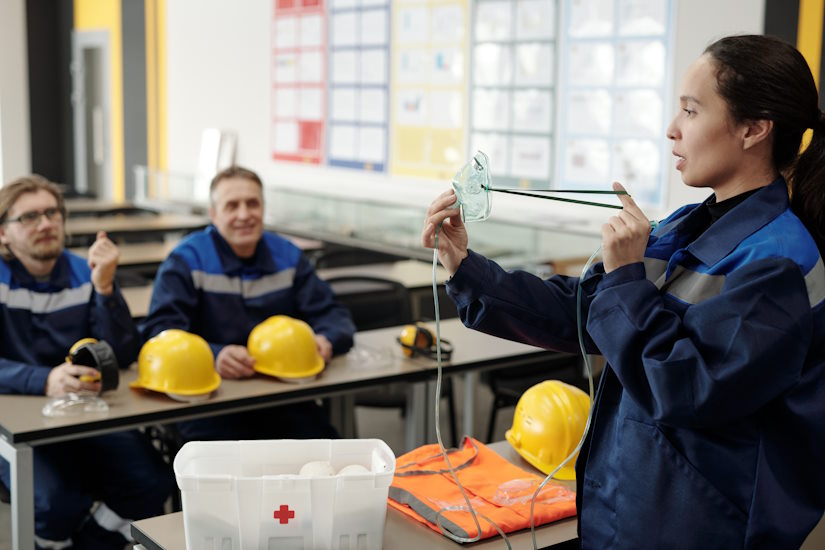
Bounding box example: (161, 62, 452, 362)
(173, 439, 396, 550)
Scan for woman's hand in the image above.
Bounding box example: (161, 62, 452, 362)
(601, 182, 651, 273)
(422, 190, 469, 275)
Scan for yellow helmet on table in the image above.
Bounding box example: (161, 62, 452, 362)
(505, 380, 590, 480)
(130, 329, 220, 402)
(247, 315, 324, 382)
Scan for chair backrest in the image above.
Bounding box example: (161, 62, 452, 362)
(326, 276, 413, 331)
(313, 248, 406, 269)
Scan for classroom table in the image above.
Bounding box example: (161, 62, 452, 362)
(63, 198, 157, 217)
(121, 285, 154, 317)
(68, 234, 323, 268)
(65, 213, 210, 245)
(0, 319, 559, 549)
(129, 440, 578, 550)
(317, 259, 447, 289)
(69, 240, 181, 267)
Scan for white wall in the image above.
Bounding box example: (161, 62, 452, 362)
(166, 0, 271, 178)
(165, 0, 765, 231)
(665, 0, 765, 211)
(0, 0, 31, 183)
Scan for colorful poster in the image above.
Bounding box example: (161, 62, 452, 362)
(327, 0, 390, 171)
(390, 0, 468, 180)
(469, 0, 556, 188)
(271, 0, 327, 164)
(559, 0, 672, 205)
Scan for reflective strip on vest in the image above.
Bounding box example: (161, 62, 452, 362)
(806, 257, 825, 307)
(388, 437, 576, 541)
(34, 535, 73, 549)
(0, 282, 92, 313)
(191, 268, 295, 299)
(645, 256, 825, 307)
(92, 501, 133, 540)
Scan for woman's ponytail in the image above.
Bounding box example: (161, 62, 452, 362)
(789, 111, 825, 255)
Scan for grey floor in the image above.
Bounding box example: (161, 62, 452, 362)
(0, 376, 512, 550)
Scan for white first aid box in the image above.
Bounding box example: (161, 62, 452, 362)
(173, 439, 396, 550)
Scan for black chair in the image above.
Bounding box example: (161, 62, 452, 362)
(326, 275, 414, 331)
(484, 353, 584, 443)
(313, 246, 406, 269)
(115, 269, 153, 288)
(327, 276, 458, 446)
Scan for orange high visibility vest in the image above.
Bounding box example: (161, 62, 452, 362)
(388, 437, 576, 540)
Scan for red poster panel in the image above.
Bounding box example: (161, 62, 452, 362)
(271, 0, 326, 164)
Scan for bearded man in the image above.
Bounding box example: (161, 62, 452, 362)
(0, 175, 173, 550)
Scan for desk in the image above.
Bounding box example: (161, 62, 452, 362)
(0, 320, 556, 549)
(66, 213, 210, 245)
(317, 260, 447, 290)
(64, 198, 156, 217)
(68, 234, 322, 268)
(70, 241, 181, 267)
(404, 320, 561, 444)
(130, 441, 577, 550)
(122, 285, 154, 318)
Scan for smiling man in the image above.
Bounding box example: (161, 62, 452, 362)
(0, 175, 173, 550)
(140, 165, 355, 441)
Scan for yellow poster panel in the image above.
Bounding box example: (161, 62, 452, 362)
(390, 0, 468, 180)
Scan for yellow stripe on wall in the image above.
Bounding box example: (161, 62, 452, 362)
(798, 0, 825, 87)
(74, 0, 125, 201)
(797, 0, 824, 149)
(146, 0, 167, 184)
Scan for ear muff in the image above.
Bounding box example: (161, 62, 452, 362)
(396, 324, 453, 360)
(68, 339, 120, 393)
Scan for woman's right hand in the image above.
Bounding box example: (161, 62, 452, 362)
(422, 189, 469, 275)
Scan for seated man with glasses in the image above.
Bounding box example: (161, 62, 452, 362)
(0, 175, 173, 549)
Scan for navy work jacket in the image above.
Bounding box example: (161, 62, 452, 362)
(140, 226, 355, 357)
(0, 251, 140, 394)
(447, 178, 825, 548)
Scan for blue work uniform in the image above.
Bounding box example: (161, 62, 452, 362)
(0, 251, 174, 549)
(139, 226, 356, 440)
(446, 178, 825, 548)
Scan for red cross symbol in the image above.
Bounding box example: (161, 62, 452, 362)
(273, 504, 295, 524)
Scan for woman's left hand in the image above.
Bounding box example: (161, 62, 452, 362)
(601, 182, 651, 273)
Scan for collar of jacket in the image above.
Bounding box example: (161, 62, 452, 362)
(8, 251, 72, 289)
(206, 225, 279, 274)
(666, 177, 789, 267)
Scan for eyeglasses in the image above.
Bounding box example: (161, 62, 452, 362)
(4, 207, 63, 227)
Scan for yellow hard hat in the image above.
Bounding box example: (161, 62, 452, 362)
(396, 323, 452, 360)
(505, 380, 590, 480)
(130, 329, 220, 401)
(247, 315, 324, 382)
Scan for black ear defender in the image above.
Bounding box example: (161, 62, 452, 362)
(68, 339, 120, 393)
(396, 323, 453, 360)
